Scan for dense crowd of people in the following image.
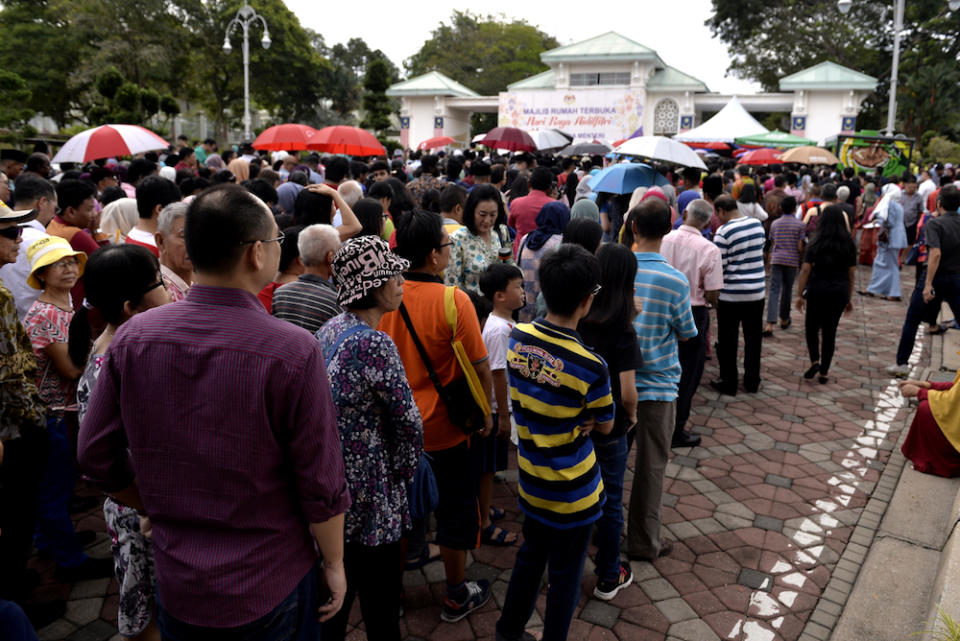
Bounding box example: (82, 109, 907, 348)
(0, 136, 958, 641)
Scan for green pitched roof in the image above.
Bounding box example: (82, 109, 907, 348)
(778, 62, 877, 91)
(541, 31, 661, 64)
(386, 71, 480, 98)
(647, 66, 708, 92)
(507, 69, 555, 90)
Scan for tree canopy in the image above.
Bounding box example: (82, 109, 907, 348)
(707, 0, 960, 140)
(406, 11, 559, 96)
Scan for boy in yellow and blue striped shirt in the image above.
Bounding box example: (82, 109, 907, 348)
(496, 243, 614, 641)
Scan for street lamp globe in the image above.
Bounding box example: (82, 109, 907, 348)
(222, 36, 232, 52)
(837, 0, 853, 13)
(949, 0, 960, 10)
(261, 32, 271, 49)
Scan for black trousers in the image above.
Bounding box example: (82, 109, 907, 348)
(323, 540, 403, 641)
(675, 306, 710, 434)
(805, 293, 847, 375)
(716, 299, 765, 390)
(0, 428, 48, 600)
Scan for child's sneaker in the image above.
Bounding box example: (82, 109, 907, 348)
(593, 561, 633, 601)
(441, 579, 491, 622)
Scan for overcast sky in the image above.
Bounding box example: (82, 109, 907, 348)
(284, 0, 762, 95)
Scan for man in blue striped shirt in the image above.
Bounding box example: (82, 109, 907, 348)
(625, 198, 697, 562)
(711, 195, 767, 396)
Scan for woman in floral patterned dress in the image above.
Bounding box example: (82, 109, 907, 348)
(444, 184, 514, 294)
(315, 235, 423, 641)
(72, 244, 171, 641)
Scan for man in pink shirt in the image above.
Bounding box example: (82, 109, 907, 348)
(508, 167, 556, 256)
(658, 199, 723, 448)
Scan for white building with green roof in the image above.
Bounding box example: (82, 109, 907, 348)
(387, 32, 877, 149)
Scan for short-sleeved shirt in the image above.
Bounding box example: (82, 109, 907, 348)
(769, 214, 806, 267)
(378, 273, 487, 452)
(659, 225, 723, 306)
(507, 319, 614, 529)
(632, 253, 698, 401)
(444, 226, 513, 294)
(925, 211, 960, 275)
(714, 216, 766, 302)
(272, 274, 342, 335)
(900, 192, 925, 229)
(482, 313, 514, 413)
(579, 323, 642, 438)
(24, 300, 76, 411)
(508, 190, 554, 256)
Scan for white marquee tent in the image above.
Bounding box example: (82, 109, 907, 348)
(674, 96, 768, 143)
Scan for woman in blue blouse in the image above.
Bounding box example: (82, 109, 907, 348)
(315, 235, 423, 641)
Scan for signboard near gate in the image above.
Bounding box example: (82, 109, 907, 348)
(498, 88, 645, 144)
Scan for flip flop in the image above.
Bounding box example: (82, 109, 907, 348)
(882, 296, 902, 302)
(481, 524, 518, 547)
(928, 324, 949, 336)
(489, 506, 506, 522)
(857, 290, 875, 297)
(761, 329, 774, 337)
(404, 543, 442, 570)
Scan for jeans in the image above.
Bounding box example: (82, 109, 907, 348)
(0, 428, 47, 600)
(766, 265, 797, 323)
(156, 565, 321, 641)
(627, 401, 675, 559)
(804, 293, 847, 375)
(324, 541, 402, 641)
(675, 306, 709, 435)
(895, 270, 960, 365)
(496, 518, 591, 641)
(716, 299, 765, 390)
(591, 434, 628, 582)
(34, 414, 86, 568)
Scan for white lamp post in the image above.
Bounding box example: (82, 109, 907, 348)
(223, 4, 271, 141)
(838, 0, 960, 136)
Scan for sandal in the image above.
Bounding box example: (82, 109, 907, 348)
(883, 296, 902, 302)
(857, 290, 875, 297)
(780, 319, 792, 329)
(489, 506, 506, 522)
(928, 324, 950, 335)
(404, 543, 442, 570)
(481, 524, 518, 547)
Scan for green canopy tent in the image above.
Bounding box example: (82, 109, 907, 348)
(734, 130, 815, 148)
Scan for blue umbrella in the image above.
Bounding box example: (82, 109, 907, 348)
(587, 162, 669, 194)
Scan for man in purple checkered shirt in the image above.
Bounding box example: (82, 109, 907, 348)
(79, 185, 350, 640)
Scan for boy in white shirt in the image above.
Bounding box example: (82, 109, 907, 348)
(476, 262, 525, 546)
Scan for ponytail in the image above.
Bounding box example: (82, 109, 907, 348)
(67, 305, 92, 369)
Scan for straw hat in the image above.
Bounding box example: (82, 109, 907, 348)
(26, 235, 86, 289)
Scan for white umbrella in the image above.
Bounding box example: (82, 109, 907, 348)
(527, 128, 573, 150)
(52, 124, 169, 163)
(613, 136, 707, 170)
(472, 133, 487, 143)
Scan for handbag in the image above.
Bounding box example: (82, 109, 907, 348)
(398, 288, 490, 435)
(323, 322, 438, 521)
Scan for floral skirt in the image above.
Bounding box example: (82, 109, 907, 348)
(103, 497, 155, 636)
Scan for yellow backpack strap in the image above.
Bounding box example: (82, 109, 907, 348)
(444, 286, 458, 337)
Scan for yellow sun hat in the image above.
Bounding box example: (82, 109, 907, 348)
(26, 235, 86, 290)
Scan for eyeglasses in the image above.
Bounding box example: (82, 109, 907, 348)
(438, 241, 454, 249)
(591, 283, 602, 296)
(0, 225, 23, 241)
(48, 257, 80, 270)
(239, 230, 285, 246)
(381, 213, 390, 220)
(141, 278, 166, 296)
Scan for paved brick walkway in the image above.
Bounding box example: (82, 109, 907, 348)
(35, 265, 926, 641)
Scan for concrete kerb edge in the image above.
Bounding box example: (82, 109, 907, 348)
(920, 476, 960, 639)
(800, 393, 913, 641)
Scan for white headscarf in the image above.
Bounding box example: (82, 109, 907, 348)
(873, 183, 902, 222)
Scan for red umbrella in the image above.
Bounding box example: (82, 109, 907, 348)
(738, 148, 783, 165)
(417, 136, 456, 151)
(478, 127, 537, 152)
(307, 126, 386, 157)
(252, 124, 319, 151)
(683, 141, 731, 150)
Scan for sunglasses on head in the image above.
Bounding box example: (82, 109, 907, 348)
(0, 225, 23, 241)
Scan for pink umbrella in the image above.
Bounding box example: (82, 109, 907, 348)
(738, 148, 783, 165)
(52, 124, 170, 163)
